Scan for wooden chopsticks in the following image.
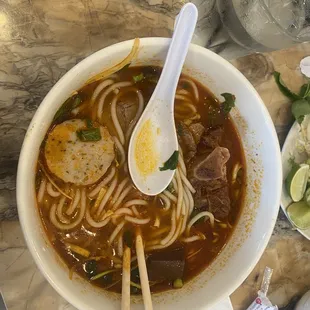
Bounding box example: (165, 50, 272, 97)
(121, 228, 153, 310)
(136, 228, 153, 310)
(121, 245, 131, 310)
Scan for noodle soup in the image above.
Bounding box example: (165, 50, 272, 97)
(35, 65, 245, 294)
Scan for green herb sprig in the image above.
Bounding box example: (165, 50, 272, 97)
(159, 151, 179, 171)
(274, 71, 310, 124)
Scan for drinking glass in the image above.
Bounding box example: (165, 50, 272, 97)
(217, 0, 310, 51)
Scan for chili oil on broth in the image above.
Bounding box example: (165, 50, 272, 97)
(35, 66, 246, 294)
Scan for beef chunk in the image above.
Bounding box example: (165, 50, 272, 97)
(189, 147, 231, 219)
(116, 100, 137, 130)
(190, 147, 230, 183)
(189, 123, 205, 144)
(198, 126, 223, 154)
(147, 247, 185, 282)
(194, 187, 231, 219)
(177, 121, 197, 162)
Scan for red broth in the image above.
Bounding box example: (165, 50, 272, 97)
(35, 66, 245, 294)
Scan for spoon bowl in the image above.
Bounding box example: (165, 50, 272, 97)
(128, 3, 198, 195)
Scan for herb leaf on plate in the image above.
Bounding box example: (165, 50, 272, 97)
(273, 71, 300, 100)
(291, 99, 310, 124)
(274, 71, 310, 123)
(299, 83, 310, 98)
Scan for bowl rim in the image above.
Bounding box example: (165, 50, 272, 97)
(16, 37, 282, 310)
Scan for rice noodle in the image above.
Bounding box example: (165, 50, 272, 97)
(46, 182, 60, 198)
(114, 208, 134, 217)
(147, 214, 182, 251)
(131, 205, 140, 217)
(95, 177, 118, 218)
(112, 184, 132, 210)
(172, 178, 178, 193)
(231, 162, 242, 184)
(91, 79, 114, 104)
(153, 215, 160, 228)
(179, 78, 199, 102)
(66, 189, 80, 215)
(109, 221, 125, 244)
(39, 162, 72, 199)
(162, 190, 177, 203)
(86, 209, 113, 228)
(179, 169, 195, 194)
(166, 215, 184, 247)
(111, 94, 126, 145)
(112, 208, 133, 224)
(160, 209, 176, 245)
(98, 81, 132, 119)
(180, 202, 189, 234)
(123, 200, 147, 208)
(175, 94, 192, 103)
(87, 38, 140, 85)
(111, 178, 129, 204)
(182, 192, 189, 216)
(184, 186, 194, 215)
(176, 89, 191, 96)
(182, 235, 205, 243)
(125, 90, 144, 142)
(56, 196, 70, 224)
(175, 169, 183, 219)
(113, 136, 126, 166)
(178, 151, 187, 175)
(37, 178, 46, 203)
(124, 216, 150, 225)
(159, 194, 171, 210)
(150, 227, 170, 240)
(49, 189, 86, 230)
(89, 167, 116, 198)
(186, 211, 215, 236)
(175, 103, 197, 116)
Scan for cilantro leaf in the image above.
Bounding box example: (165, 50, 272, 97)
(159, 151, 179, 171)
(221, 93, 236, 114)
(76, 128, 101, 141)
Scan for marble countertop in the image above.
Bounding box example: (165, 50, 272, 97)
(0, 0, 310, 309)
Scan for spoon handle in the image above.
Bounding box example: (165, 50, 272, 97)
(156, 3, 198, 100)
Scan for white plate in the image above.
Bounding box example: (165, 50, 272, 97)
(281, 121, 310, 239)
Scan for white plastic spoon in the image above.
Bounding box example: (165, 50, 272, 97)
(128, 3, 198, 195)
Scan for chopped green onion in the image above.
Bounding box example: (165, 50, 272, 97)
(76, 128, 101, 141)
(133, 73, 144, 83)
(173, 278, 183, 289)
(159, 151, 179, 171)
(86, 119, 93, 128)
(130, 281, 142, 289)
(90, 269, 116, 281)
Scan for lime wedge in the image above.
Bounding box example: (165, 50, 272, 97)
(287, 201, 310, 229)
(286, 164, 309, 202)
(305, 187, 310, 206)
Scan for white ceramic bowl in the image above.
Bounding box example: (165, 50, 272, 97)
(17, 38, 282, 310)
